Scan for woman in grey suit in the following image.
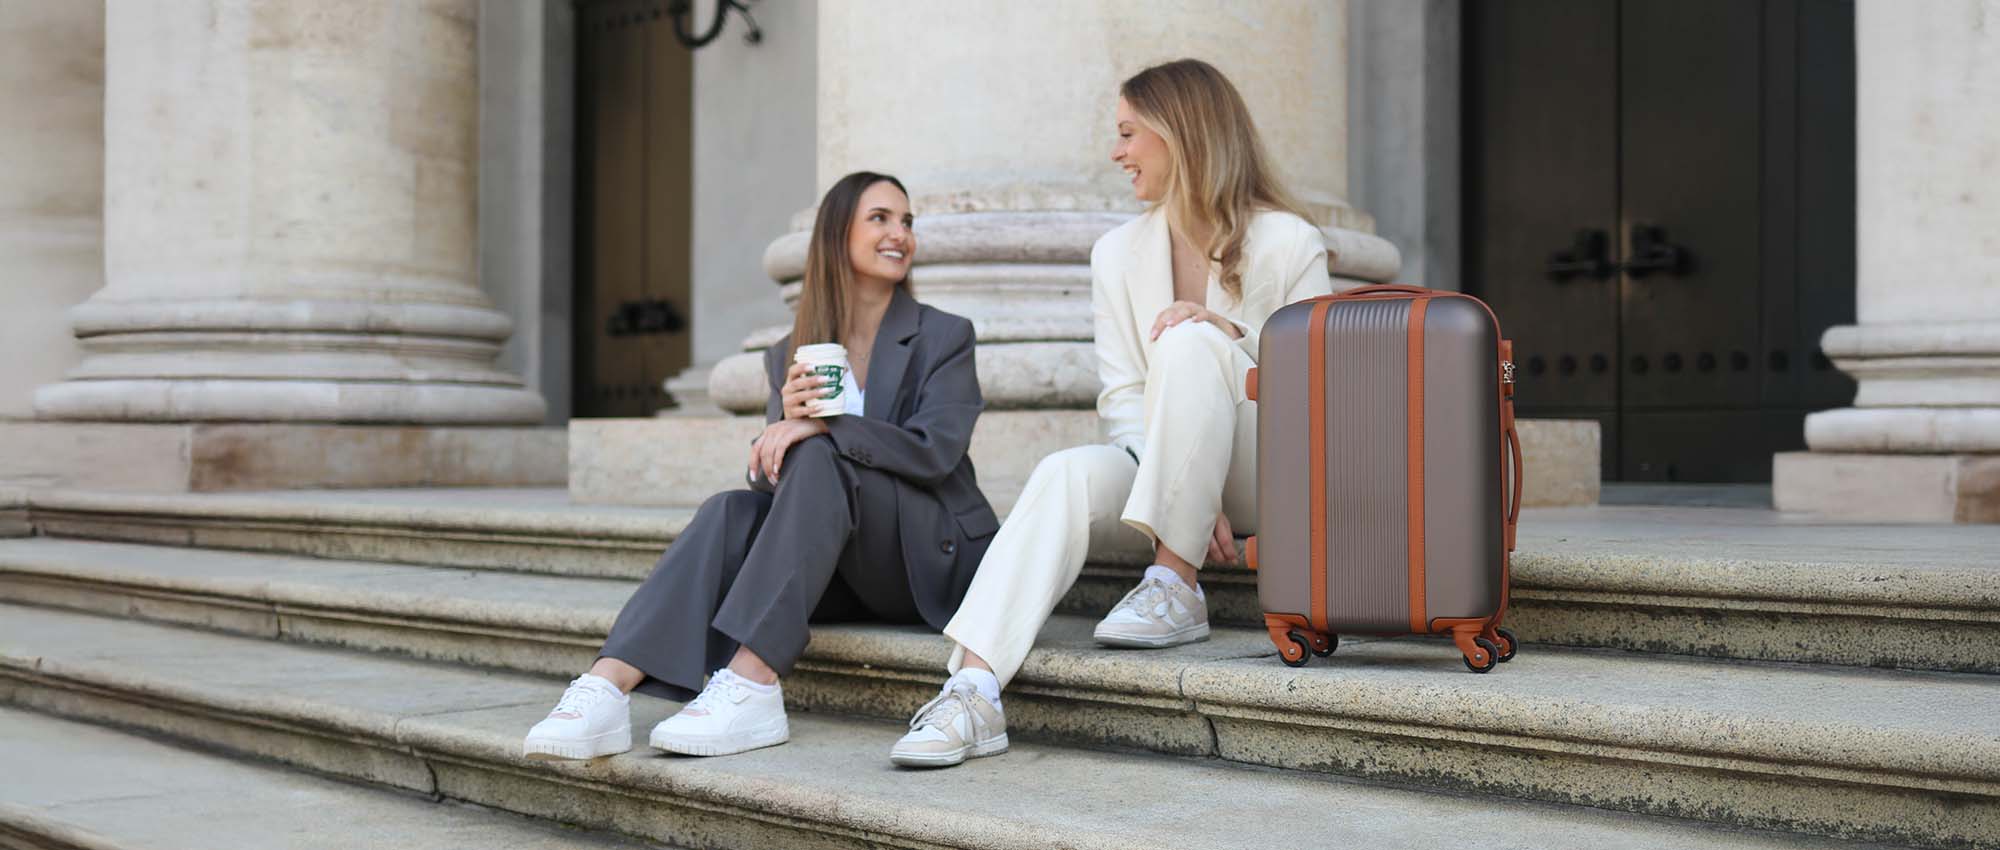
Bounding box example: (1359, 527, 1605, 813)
(524, 171, 997, 760)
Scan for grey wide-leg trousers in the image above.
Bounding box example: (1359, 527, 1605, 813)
(600, 435, 920, 701)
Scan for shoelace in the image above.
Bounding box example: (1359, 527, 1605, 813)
(682, 672, 746, 716)
(1112, 577, 1176, 622)
(908, 682, 978, 735)
(549, 677, 616, 718)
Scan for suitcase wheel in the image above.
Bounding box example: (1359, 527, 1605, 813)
(1492, 627, 1518, 663)
(1462, 637, 1500, 674)
(1279, 631, 1313, 667)
(1307, 631, 1338, 658)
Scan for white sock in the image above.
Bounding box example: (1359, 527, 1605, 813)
(578, 673, 629, 699)
(713, 667, 779, 695)
(1144, 564, 1205, 600)
(950, 668, 1003, 709)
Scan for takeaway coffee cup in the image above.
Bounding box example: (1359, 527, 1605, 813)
(793, 343, 850, 417)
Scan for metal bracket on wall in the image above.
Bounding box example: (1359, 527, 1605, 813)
(668, 0, 761, 48)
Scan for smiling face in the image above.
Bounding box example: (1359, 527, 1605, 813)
(1112, 96, 1172, 202)
(846, 180, 915, 286)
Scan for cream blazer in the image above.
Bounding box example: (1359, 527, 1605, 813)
(1090, 207, 1333, 457)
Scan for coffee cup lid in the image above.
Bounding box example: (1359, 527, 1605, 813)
(794, 343, 848, 361)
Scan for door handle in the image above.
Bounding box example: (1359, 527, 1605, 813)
(1546, 228, 1612, 281)
(605, 299, 688, 337)
(1623, 224, 1690, 278)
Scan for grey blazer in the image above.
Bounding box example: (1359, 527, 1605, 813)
(759, 287, 998, 630)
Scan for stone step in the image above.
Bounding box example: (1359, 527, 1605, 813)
(0, 604, 1917, 850)
(0, 540, 1993, 848)
(0, 488, 26, 538)
(0, 707, 669, 850)
(21, 489, 2000, 672)
(566, 413, 1605, 512)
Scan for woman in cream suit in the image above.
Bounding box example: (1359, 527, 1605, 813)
(888, 58, 1332, 768)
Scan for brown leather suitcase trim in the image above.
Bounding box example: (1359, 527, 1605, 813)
(1406, 296, 1429, 633)
(1306, 300, 1332, 633)
(1245, 366, 1259, 402)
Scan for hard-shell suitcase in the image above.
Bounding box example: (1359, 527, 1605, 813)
(1243, 284, 1523, 673)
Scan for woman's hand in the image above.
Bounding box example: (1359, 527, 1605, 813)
(750, 418, 830, 484)
(1151, 300, 1243, 341)
(781, 361, 830, 420)
(1205, 513, 1237, 566)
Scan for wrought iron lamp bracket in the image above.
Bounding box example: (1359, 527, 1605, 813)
(667, 0, 761, 48)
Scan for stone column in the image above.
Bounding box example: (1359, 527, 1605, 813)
(34, 0, 544, 424)
(0, 2, 104, 418)
(706, 0, 1401, 412)
(1773, 0, 2000, 521)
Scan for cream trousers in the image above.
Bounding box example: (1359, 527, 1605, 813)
(944, 322, 1257, 685)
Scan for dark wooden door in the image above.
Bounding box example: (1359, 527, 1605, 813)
(1466, 0, 1856, 482)
(576, 1, 694, 418)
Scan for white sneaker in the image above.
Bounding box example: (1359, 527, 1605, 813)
(523, 674, 632, 760)
(889, 680, 1008, 768)
(1092, 570, 1210, 648)
(648, 668, 789, 757)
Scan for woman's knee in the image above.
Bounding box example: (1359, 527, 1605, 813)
(1150, 321, 1235, 373)
(786, 433, 840, 467)
(699, 489, 769, 523)
(1026, 445, 1129, 490)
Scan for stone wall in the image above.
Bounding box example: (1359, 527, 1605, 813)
(0, 2, 104, 418)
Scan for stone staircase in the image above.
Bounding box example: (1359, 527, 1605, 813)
(1, 487, 1995, 848)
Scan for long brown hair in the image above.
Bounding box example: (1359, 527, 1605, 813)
(1120, 59, 1309, 302)
(788, 171, 913, 360)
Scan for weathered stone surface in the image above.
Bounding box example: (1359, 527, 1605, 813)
(34, 1, 545, 425)
(571, 412, 1105, 512)
(572, 412, 1596, 510)
(0, 1, 103, 420)
(568, 416, 766, 509)
(1804, 407, 2000, 454)
(1775, 2, 2000, 518)
(1516, 418, 1600, 507)
(25, 488, 683, 579)
(0, 423, 566, 492)
(38, 483, 2000, 674)
(25, 491, 2000, 674)
(0, 490, 27, 539)
(1776, 451, 2000, 523)
(1824, 320, 2000, 408)
(0, 709, 661, 850)
(816, 4, 1354, 216)
(0, 603, 1944, 850)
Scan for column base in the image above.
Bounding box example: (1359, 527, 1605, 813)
(0, 421, 565, 492)
(1774, 451, 2000, 523)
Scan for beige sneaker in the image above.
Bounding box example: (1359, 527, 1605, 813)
(1092, 571, 1210, 648)
(888, 681, 1007, 768)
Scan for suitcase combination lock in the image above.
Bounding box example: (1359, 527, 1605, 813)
(1502, 360, 1517, 384)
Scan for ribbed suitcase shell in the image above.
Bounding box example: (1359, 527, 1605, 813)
(1245, 285, 1522, 672)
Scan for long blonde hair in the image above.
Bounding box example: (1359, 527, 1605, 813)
(1120, 59, 1309, 302)
(788, 171, 913, 361)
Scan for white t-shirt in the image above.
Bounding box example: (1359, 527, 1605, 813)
(842, 369, 865, 416)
